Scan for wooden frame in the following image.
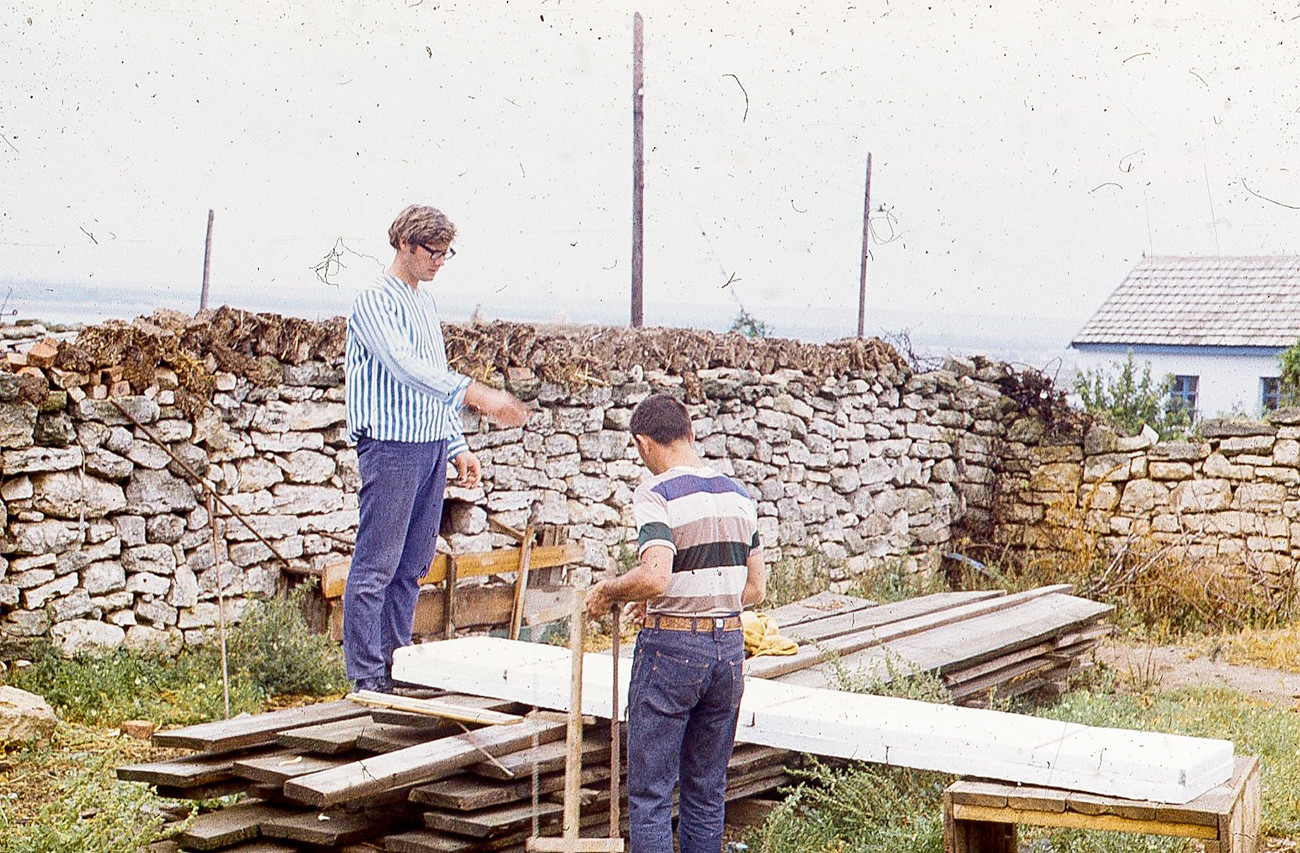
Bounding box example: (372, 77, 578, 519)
(944, 755, 1261, 853)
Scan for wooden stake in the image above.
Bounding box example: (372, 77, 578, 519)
(509, 524, 537, 641)
(857, 152, 873, 339)
(527, 588, 624, 853)
(208, 493, 231, 720)
(609, 607, 621, 838)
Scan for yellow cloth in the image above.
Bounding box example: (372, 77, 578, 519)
(740, 611, 798, 658)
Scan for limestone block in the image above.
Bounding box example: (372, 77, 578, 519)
(145, 514, 186, 544)
(50, 616, 124, 655)
(1274, 439, 1300, 467)
(0, 401, 37, 449)
(1220, 434, 1276, 456)
(0, 686, 58, 742)
(229, 541, 272, 567)
(271, 483, 345, 514)
(107, 609, 136, 627)
(125, 468, 198, 514)
(298, 509, 358, 533)
(1204, 512, 1243, 535)
(30, 471, 127, 519)
(127, 572, 171, 597)
(124, 624, 183, 655)
(124, 441, 169, 470)
(123, 543, 177, 575)
(83, 560, 126, 595)
(166, 442, 208, 479)
(1029, 462, 1081, 493)
(278, 449, 334, 484)
(23, 572, 77, 609)
(1148, 461, 1194, 480)
(75, 396, 160, 426)
(168, 564, 199, 608)
(2, 445, 84, 474)
(283, 400, 345, 431)
(250, 430, 324, 452)
(3, 609, 50, 637)
(236, 457, 284, 492)
(0, 475, 32, 502)
(1119, 479, 1170, 514)
(1259, 466, 1300, 485)
(11, 519, 81, 554)
(0, 583, 16, 606)
(1171, 479, 1233, 513)
(1235, 482, 1287, 511)
(52, 588, 94, 622)
(1083, 452, 1135, 483)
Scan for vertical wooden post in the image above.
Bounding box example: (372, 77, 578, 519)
(200, 209, 215, 312)
(630, 12, 645, 328)
(856, 153, 872, 339)
(561, 588, 586, 839)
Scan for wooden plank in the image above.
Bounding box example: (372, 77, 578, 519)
(277, 715, 376, 755)
(393, 636, 1235, 804)
(746, 585, 1079, 680)
(411, 766, 607, 811)
(781, 590, 1004, 642)
(764, 592, 879, 627)
(349, 690, 524, 726)
(949, 802, 1218, 839)
(260, 809, 384, 846)
(470, 733, 609, 780)
(233, 752, 353, 785)
(357, 721, 446, 753)
(284, 717, 567, 807)
(152, 699, 366, 753)
(153, 779, 251, 800)
(173, 801, 299, 851)
(425, 800, 563, 838)
(117, 745, 278, 788)
(780, 594, 1112, 690)
(323, 543, 586, 598)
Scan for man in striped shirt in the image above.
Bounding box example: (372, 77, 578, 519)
(344, 204, 529, 693)
(587, 393, 766, 853)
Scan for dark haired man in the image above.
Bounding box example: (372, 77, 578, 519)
(344, 204, 530, 693)
(587, 393, 766, 853)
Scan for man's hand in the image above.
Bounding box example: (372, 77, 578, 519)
(622, 600, 648, 628)
(586, 580, 615, 620)
(452, 452, 481, 488)
(465, 382, 531, 428)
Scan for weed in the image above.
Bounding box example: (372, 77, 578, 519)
(1219, 625, 1300, 673)
(764, 552, 835, 608)
(823, 646, 951, 704)
(226, 580, 348, 700)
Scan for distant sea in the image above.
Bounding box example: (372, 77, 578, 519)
(2, 278, 1083, 380)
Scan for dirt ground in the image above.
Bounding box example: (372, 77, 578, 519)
(1096, 637, 1300, 708)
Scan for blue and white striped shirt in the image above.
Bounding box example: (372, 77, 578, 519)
(345, 272, 470, 457)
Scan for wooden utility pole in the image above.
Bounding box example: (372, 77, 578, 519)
(630, 12, 645, 328)
(856, 153, 872, 339)
(200, 209, 214, 311)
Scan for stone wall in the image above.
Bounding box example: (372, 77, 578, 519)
(995, 411, 1300, 594)
(0, 311, 1035, 653)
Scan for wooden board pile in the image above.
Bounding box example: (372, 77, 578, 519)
(119, 585, 1115, 851)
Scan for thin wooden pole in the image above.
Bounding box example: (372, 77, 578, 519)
(200, 209, 214, 311)
(208, 493, 231, 720)
(857, 153, 873, 339)
(630, 12, 645, 328)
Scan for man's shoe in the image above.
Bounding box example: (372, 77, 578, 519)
(353, 678, 393, 694)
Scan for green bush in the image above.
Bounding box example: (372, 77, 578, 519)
(1074, 351, 1192, 439)
(226, 581, 348, 699)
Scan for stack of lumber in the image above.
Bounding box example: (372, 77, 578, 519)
(121, 693, 797, 852)
(121, 585, 1115, 850)
(756, 584, 1114, 705)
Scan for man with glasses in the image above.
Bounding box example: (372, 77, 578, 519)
(343, 204, 530, 693)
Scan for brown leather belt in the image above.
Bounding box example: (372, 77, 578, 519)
(646, 614, 741, 632)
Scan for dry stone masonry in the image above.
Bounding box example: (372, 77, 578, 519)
(16, 309, 1297, 652)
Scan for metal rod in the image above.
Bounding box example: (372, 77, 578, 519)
(857, 152, 873, 339)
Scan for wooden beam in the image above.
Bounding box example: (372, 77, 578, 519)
(283, 717, 566, 807)
(347, 691, 523, 726)
(152, 700, 366, 753)
(322, 543, 585, 599)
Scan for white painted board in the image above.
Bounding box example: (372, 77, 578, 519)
(392, 637, 1233, 804)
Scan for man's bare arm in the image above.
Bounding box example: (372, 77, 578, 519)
(741, 547, 766, 607)
(586, 545, 672, 617)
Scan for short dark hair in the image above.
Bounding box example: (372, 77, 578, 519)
(630, 393, 692, 445)
(388, 204, 456, 250)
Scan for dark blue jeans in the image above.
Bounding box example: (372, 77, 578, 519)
(343, 437, 449, 689)
(626, 623, 746, 853)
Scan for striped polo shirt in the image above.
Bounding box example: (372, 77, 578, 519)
(634, 464, 761, 618)
(345, 272, 470, 456)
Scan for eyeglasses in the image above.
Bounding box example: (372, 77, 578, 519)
(419, 243, 455, 261)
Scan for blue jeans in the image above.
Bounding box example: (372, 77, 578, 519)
(626, 624, 746, 853)
(343, 437, 449, 689)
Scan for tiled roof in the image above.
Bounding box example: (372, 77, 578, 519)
(1072, 255, 1300, 348)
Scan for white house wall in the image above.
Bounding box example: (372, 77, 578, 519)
(1072, 345, 1283, 419)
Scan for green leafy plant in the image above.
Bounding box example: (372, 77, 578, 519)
(729, 307, 771, 340)
(1278, 339, 1300, 406)
(226, 581, 348, 700)
(1074, 351, 1192, 439)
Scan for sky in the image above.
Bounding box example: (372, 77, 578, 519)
(2, 0, 1298, 362)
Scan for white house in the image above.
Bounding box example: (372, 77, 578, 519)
(1071, 255, 1300, 419)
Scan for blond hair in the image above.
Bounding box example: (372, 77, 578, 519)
(388, 205, 456, 250)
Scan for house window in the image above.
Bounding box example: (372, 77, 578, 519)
(1169, 375, 1198, 415)
(1261, 377, 1282, 411)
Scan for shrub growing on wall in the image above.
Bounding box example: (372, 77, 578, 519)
(1074, 350, 1191, 439)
